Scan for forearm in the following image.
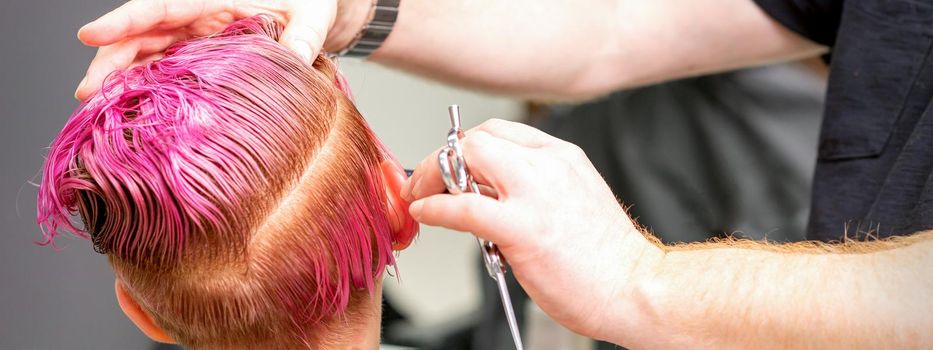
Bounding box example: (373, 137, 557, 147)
(617, 231, 933, 349)
(370, 0, 825, 99)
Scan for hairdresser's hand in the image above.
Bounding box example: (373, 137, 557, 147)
(402, 119, 664, 341)
(75, 0, 371, 100)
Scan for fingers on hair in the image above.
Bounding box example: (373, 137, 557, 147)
(41, 15, 397, 347)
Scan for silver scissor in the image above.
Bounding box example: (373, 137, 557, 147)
(438, 105, 524, 350)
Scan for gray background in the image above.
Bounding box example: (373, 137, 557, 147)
(0, 0, 154, 349)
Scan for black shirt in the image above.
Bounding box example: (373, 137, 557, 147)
(754, 0, 933, 241)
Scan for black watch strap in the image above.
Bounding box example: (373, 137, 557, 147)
(339, 0, 400, 58)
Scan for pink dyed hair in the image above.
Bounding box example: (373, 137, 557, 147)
(36, 16, 410, 348)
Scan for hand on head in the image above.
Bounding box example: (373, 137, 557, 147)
(74, 0, 370, 100)
(72, 1, 664, 341)
(44, 16, 418, 347)
(402, 119, 664, 341)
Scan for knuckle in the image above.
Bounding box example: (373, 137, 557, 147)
(557, 157, 578, 180)
(559, 142, 586, 161)
(479, 118, 507, 131)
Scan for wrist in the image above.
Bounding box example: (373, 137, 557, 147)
(324, 0, 375, 53)
(598, 226, 667, 346)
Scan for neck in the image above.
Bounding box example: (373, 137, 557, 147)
(340, 283, 383, 350)
(285, 283, 384, 350)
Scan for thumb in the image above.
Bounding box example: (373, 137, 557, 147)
(410, 194, 517, 244)
(280, 2, 337, 62)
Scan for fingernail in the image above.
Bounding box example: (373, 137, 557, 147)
(401, 178, 413, 201)
(75, 77, 88, 100)
(291, 40, 312, 62)
(409, 201, 423, 220)
(409, 176, 425, 201)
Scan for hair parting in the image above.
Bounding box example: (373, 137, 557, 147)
(36, 15, 411, 348)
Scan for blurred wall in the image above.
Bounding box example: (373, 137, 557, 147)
(0, 1, 520, 348)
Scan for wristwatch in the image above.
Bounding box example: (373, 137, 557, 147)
(338, 0, 400, 58)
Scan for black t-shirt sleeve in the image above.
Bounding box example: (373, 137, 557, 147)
(753, 0, 844, 46)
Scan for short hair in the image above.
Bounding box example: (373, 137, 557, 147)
(36, 16, 408, 348)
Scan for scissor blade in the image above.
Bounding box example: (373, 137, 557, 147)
(495, 270, 525, 350)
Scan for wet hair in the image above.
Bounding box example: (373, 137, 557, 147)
(36, 16, 413, 349)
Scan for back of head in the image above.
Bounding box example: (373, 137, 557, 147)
(37, 16, 411, 349)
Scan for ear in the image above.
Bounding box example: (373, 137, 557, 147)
(380, 160, 418, 250)
(114, 279, 175, 344)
